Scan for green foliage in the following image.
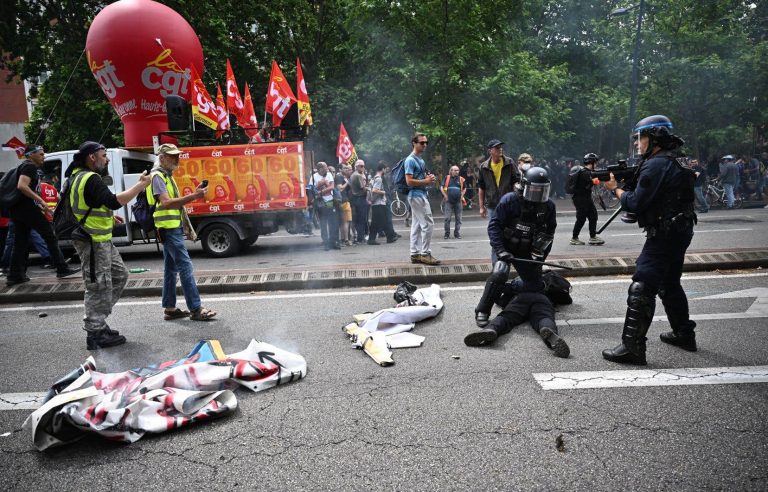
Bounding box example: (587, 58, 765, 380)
(2, 0, 765, 166)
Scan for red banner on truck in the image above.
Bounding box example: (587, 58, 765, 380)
(175, 142, 307, 215)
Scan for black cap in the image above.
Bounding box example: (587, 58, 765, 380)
(78, 141, 105, 155)
(487, 139, 503, 149)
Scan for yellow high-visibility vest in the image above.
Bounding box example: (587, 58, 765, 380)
(69, 169, 114, 242)
(147, 170, 182, 229)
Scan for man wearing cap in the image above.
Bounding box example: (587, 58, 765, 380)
(65, 141, 151, 349)
(149, 143, 217, 321)
(5, 144, 79, 286)
(477, 140, 521, 262)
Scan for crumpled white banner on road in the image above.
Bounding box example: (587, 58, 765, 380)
(23, 340, 307, 451)
(343, 284, 443, 365)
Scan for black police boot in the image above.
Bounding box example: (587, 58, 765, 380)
(464, 325, 498, 347)
(659, 290, 697, 351)
(475, 261, 510, 327)
(86, 329, 126, 350)
(602, 282, 654, 365)
(538, 324, 570, 359)
(660, 320, 697, 351)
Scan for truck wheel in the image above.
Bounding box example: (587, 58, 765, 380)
(201, 224, 240, 257)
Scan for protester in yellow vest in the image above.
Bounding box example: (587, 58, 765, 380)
(65, 141, 151, 350)
(149, 143, 217, 321)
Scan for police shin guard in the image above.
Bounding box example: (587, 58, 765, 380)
(602, 282, 655, 365)
(537, 321, 570, 359)
(475, 261, 510, 327)
(659, 288, 697, 351)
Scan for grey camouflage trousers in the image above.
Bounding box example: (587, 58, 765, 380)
(73, 239, 129, 334)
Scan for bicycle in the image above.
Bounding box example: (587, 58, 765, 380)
(591, 185, 620, 210)
(390, 191, 408, 217)
(704, 178, 742, 209)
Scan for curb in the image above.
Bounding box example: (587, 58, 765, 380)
(2, 249, 767, 304)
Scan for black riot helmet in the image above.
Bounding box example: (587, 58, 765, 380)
(632, 114, 684, 150)
(521, 166, 551, 203)
(583, 153, 599, 166)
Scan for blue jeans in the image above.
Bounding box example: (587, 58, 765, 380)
(1, 222, 51, 269)
(723, 183, 735, 208)
(160, 227, 201, 311)
(693, 186, 708, 212)
(442, 200, 462, 235)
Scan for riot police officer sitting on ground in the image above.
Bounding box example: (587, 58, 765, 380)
(569, 153, 605, 246)
(602, 115, 698, 365)
(466, 168, 569, 358)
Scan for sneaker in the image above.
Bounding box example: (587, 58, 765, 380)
(6, 276, 31, 287)
(444, 232, 450, 239)
(454, 232, 462, 239)
(86, 329, 126, 350)
(57, 267, 81, 278)
(588, 236, 605, 245)
(419, 254, 441, 266)
(570, 238, 585, 245)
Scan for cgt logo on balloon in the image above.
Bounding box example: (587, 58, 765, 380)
(141, 49, 191, 99)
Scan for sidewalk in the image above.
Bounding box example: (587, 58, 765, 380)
(2, 248, 767, 304)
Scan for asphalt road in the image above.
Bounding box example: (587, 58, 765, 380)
(1, 271, 766, 490)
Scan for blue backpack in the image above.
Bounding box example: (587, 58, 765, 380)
(131, 190, 156, 235)
(390, 158, 409, 195)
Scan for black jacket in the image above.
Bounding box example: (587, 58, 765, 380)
(477, 155, 520, 208)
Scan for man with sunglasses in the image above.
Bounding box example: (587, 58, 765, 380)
(404, 133, 440, 265)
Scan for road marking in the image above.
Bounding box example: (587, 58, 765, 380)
(0, 392, 47, 411)
(0, 272, 766, 313)
(612, 228, 752, 237)
(533, 366, 768, 390)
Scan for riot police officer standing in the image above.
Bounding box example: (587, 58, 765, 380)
(569, 153, 605, 245)
(602, 115, 698, 365)
(467, 167, 569, 358)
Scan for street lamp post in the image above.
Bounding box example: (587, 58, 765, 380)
(611, 0, 646, 157)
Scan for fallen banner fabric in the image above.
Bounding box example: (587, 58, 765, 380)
(343, 284, 443, 366)
(23, 340, 307, 451)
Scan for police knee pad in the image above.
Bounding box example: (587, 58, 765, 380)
(627, 281, 655, 308)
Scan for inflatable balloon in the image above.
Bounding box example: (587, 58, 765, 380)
(85, 0, 204, 147)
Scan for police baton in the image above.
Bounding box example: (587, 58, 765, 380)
(511, 257, 574, 271)
(597, 206, 623, 235)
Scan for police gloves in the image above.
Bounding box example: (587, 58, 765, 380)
(497, 251, 514, 263)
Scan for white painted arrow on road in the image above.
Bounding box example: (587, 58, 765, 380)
(693, 288, 768, 316)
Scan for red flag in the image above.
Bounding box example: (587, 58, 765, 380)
(226, 59, 246, 123)
(265, 60, 296, 127)
(2, 136, 26, 159)
(190, 65, 218, 131)
(215, 82, 230, 139)
(296, 57, 312, 126)
(336, 123, 358, 166)
(241, 83, 260, 140)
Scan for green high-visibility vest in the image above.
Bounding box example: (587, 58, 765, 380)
(147, 170, 182, 229)
(69, 169, 114, 243)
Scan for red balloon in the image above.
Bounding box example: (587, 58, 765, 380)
(86, 0, 204, 147)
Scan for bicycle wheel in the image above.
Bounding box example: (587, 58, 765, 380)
(391, 198, 408, 217)
(602, 189, 620, 209)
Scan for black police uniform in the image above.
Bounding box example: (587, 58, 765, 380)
(569, 165, 598, 240)
(467, 188, 569, 357)
(603, 141, 697, 364)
